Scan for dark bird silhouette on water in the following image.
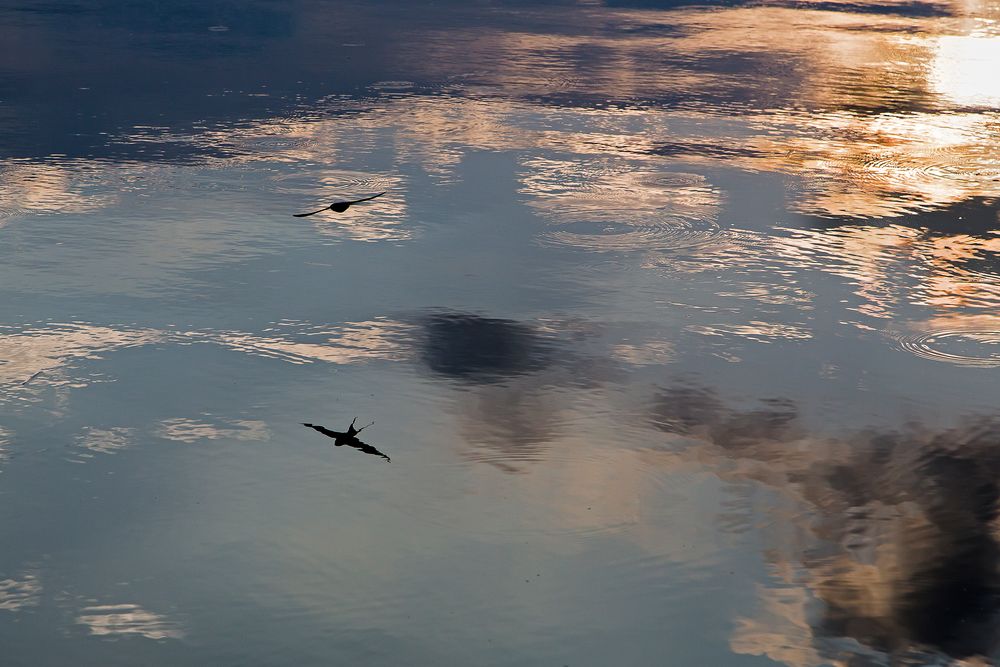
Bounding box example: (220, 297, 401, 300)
(293, 192, 385, 217)
(303, 417, 391, 462)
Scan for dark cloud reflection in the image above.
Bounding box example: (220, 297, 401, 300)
(417, 312, 618, 472)
(419, 312, 554, 384)
(651, 385, 1000, 663)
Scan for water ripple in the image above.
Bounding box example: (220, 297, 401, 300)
(521, 161, 724, 253)
(892, 329, 1000, 367)
(269, 170, 400, 198)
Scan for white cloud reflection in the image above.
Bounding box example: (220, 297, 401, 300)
(75, 427, 135, 457)
(0, 574, 40, 612)
(0, 318, 414, 403)
(0, 323, 163, 393)
(76, 603, 182, 640)
(156, 417, 269, 444)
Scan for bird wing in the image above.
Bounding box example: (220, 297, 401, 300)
(346, 192, 386, 205)
(293, 207, 328, 218)
(303, 423, 343, 439)
(349, 440, 392, 462)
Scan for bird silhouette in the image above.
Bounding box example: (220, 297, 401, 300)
(293, 192, 386, 217)
(302, 417, 391, 462)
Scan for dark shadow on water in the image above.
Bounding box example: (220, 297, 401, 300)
(650, 384, 1000, 662)
(303, 418, 391, 462)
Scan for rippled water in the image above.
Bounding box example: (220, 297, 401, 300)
(3, 0, 1000, 664)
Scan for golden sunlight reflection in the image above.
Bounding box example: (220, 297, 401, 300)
(930, 33, 1000, 107)
(10, 1, 1000, 664)
(5, 4, 1000, 356)
(121, 91, 1000, 223)
(214, 102, 997, 228)
(397, 4, 1000, 217)
(749, 110, 1000, 219)
(3, 0, 998, 235)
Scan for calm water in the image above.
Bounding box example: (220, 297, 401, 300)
(2, 0, 1000, 664)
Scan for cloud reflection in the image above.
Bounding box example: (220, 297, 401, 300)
(419, 313, 555, 383)
(0, 323, 163, 395)
(0, 426, 10, 470)
(209, 318, 415, 366)
(418, 312, 624, 471)
(650, 384, 1000, 663)
(4, 0, 1000, 230)
(642, 208, 1000, 351)
(0, 319, 415, 405)
(0, 160, 117, 221)
(520, 159, 722, 252)
(0, 574, 40, 612)
(75, 427, 135, 458)
(156, 417, 269, 444)
(5, 1, 1000, 662)
(76, 603, 182, 640)
(417, 313, 565, 471)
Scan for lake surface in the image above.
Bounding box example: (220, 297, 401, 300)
(2, 0, 1000, 664)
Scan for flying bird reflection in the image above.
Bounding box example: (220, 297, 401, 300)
(302, 417, 391, 462)
(293, 192, 386, 217)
